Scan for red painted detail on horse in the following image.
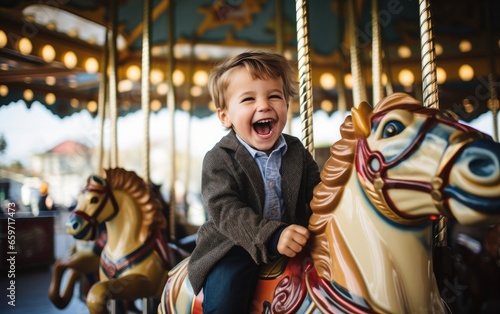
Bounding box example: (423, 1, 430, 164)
(193, 292, 203, 314)
(153, 229, 171, 269)
(162, 278, 173, 314)
(72, 181, 120, 240)
(94, 230, 107, 253)
(269, 254, 308, 313)
(356, 107, 487, 223)
(168, 251, 307, 313)
(100, 228, 169, 279)
(305, 262, 374, 314)
(84, 181, 120, 223)
(356, 139, 430, 222)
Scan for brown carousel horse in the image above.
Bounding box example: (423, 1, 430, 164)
(159, 93, 500, 314)
(62, 168, 172, 314)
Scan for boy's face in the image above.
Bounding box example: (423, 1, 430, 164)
(218, 66, 288, 154)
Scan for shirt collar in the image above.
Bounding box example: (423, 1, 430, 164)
(236, 134, 288, 158)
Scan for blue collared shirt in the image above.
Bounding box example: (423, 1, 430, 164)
(236, 134, 288, 221)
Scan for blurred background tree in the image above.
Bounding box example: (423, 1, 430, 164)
(0, 134, 6, 155)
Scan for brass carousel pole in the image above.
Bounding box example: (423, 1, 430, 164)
(183, 40, 196, 210)
(276, 0, 292, 135)
(337, 1, 347, 114)
(140, 2, 153, 310)
(295, 0, 314, 157)
(275, 0, 284, 55)
(371, 0, 383, 105)
(383, 47, 394, 96)
(96, 19, 109, 176)
(347, 0, 367, 106)
(106, 4, 119, 310)
(141, 0, 152, 184)
(420, 0, 450, 266)
(486, 65, 499, 143)
(166, 0, 177, 242)
(486, 0, 499, 142)
(419, 0, 439, 110)
(337, 55, 348, 113)
(108, 0, 119, 169)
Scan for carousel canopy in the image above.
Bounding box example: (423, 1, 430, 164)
(0, 0, 499, 121)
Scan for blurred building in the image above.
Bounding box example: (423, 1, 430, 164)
(31, 140, 94, 207)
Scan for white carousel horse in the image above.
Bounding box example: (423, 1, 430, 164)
(65, 168, 171, 314)
(159, 93, 500, 314)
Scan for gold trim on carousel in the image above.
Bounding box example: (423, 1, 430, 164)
(359, 172, 428, 225)
(431, 177, 449, 217)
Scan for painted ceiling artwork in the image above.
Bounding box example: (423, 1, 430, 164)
(0, 0, 498, 121)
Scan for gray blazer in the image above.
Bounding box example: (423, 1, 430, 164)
(187, 130, 320, 294)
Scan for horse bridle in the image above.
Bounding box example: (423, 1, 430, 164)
(356, 107, 483, 225)
(72, 178, 119, 239)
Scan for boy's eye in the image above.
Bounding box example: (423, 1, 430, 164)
(242, 97, 254, 102)
(270, 95, 282, 100)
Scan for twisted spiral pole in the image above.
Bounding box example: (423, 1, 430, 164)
(347, 0, 367, 107)
(108, 0, 119, 168)
(487, 74, 499, 142)
(371, 0, 383, 105)
(419, 0, 439, 109)
(295, 0, 314, 157)
(96, 20, 109, 176)
(420, 0, 446, 247)
(485, 0, 499, 142)
(141, 0, 152, 184)
(167, 0, 177, 242)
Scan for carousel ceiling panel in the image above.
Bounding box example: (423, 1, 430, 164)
(0, 0, 499, 121)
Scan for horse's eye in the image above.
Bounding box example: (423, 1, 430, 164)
(90, 196, 99, 204)
(382, 120, 405, 138)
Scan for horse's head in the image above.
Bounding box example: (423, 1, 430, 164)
(352, 93, 500, 225)
(66, 174, 118, 240)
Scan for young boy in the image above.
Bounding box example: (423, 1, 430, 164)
(187, 50, 320, 313)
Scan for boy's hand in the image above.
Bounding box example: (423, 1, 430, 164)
(277, 224, 310, 257)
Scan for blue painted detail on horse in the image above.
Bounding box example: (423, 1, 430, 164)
(72, 219, 91, 240)
(445, 186, 500, 214)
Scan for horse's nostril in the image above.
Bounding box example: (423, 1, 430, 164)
(461, 139, 499, 179)
(470, 157, 495, 177)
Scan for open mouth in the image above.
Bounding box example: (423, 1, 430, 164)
(253, 119, 275, 136)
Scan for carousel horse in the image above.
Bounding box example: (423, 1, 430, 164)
(49, 230, 144, 313)
(158, 93, 500, 314)
(65, 168, 172, 314)
(48, 228, 105, 309)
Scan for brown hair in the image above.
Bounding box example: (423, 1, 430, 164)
(207, 49, 298, 111)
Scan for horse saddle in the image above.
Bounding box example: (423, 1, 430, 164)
(258, 255, 289, 279)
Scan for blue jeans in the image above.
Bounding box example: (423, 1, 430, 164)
(202, 246, 259, 313)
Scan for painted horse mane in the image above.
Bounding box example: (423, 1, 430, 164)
(102, 168, 166, 231)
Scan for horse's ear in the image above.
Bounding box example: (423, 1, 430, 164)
(90, 175, 105, 187)
(352, 101, 373, 138)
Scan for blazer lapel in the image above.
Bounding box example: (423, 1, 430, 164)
(220, 131, 265, 211)
(281, 140, 303, 222)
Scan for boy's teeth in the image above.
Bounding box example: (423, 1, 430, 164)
(253, 120, 273, 135)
